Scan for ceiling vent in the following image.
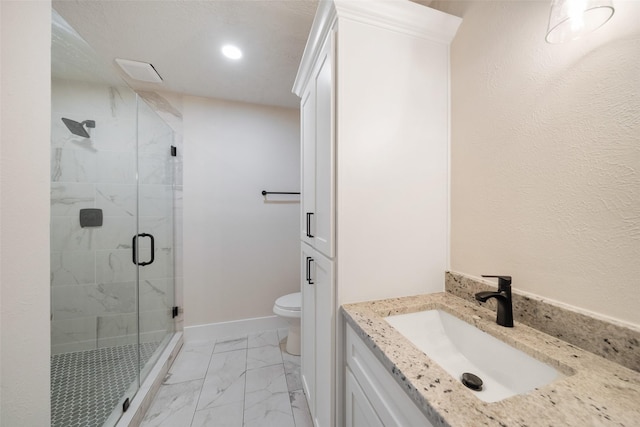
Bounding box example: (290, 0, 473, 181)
(115, 58, 163, 83)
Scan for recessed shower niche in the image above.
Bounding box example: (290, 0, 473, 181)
(50, 10, 178, 427)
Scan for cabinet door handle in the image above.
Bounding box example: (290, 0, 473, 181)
(306, 212, 314, 238)
(306, 256, 314, 285)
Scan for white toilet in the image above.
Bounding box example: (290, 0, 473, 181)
(273, 292, 301, 355)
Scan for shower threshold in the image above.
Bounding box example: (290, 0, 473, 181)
(111, 333, 183, 427)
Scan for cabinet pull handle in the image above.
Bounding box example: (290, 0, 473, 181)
(306, 212, 314, 238)
(306, 256, 314, 285)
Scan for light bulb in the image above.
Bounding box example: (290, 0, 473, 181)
(221, 45, 243, 60)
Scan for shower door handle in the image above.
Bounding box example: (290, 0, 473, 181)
(132, 233, 155, 266)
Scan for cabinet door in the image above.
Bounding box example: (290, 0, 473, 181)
(301, 87, 316, 246)
(313, 39, 334, 259)
(346, 325, 435, 427)
(301, 244, 334, 427)
(346, 369, 384, 427)
(312, 249, 334, 427)
(301, 243, 316, 414)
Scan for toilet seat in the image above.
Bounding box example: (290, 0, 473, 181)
(275, 292, 301, 311)
(274, 292, 301, 318)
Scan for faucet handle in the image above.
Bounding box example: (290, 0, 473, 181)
(481, 275, 512, 290)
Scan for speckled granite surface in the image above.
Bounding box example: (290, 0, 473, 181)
(342, 293, 640, 427)
(446, 271, 640, 373)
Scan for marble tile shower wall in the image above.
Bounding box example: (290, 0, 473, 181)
(51, 80, 176, 354)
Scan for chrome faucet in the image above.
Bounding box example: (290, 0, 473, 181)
(475, 275, 514, 327)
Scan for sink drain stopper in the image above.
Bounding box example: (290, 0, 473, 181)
(461, 372, 483, 391)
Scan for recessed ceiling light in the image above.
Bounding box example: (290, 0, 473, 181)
(221, 44, 243, 60)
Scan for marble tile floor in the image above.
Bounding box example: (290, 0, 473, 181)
(140, 328, 313, 427)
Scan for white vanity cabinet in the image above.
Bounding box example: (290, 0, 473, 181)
(346, 324, 435, 427)
(294, 0, 461, 425)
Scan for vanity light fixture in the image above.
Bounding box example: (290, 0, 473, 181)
(221, 44, 243, 60)
(545, 0, 615, 43)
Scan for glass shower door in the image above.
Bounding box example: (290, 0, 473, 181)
(51, 10, 177, 427)
(51, 11, 142, 427)
(135, 96, 176, 383)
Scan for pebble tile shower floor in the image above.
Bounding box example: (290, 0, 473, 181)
(51, 342, 159, 427)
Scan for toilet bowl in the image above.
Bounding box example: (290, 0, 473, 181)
(273, 292, 301, 355)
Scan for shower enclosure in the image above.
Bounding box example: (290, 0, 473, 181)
(50, 10, 179, 427)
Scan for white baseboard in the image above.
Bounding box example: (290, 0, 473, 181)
(184, 315, 289, 343)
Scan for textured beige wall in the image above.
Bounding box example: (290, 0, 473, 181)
(1, 1, 52, 424)
(431, 1, 640, 325)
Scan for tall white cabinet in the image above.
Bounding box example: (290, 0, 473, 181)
(300, 33, 336, 427)
(293, 1, 461, 425)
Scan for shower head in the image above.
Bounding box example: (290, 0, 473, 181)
(61, 118, 95, 138)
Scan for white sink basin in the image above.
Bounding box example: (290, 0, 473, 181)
(385, 309, 561, 402)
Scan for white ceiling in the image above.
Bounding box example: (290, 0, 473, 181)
(53, 0, 433, 109)
(53, 0, 320, 109)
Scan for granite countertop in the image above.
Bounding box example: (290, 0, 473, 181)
(341, 292, 640, 427)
